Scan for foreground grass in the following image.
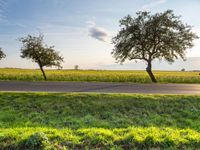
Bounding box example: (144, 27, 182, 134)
(0, 92, 200, 149)
(0, 68, 200, 83)
(0, 93, 200, 130)
(1, 127, 200, 150)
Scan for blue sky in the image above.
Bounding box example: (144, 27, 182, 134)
(0, 0, 200, 70)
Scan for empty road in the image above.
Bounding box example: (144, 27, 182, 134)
(0, 81, 200, 94)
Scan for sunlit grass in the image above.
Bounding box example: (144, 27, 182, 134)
(0, 68, 200, 83)
(1, 127, 200, 149)
(0, 92, 200, 149)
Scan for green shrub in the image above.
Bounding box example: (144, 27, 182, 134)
(24, 132, 49, 150)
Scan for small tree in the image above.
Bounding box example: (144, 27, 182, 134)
(74, 65, 79, 70)
(112, 10, 198, 82)
(0, 48, 6, 60)
(181, 68, 185, 72)
(19, 34, 64, 80)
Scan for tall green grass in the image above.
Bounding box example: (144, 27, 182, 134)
(1, 127, 200, 150)
(0, 92, 200, 130)
(0, 92, 200, 149)
(0, 68, 200, 83)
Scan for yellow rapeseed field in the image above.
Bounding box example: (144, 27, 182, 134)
(0, 68, 199, 83)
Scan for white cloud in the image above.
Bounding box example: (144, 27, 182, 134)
(141, 0, 167, 10)
(87, 21, 111, 43)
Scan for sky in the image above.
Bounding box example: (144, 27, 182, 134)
(0, 0, 200, 70)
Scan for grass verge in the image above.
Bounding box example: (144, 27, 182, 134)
(1, 127, 200, 150)
(0, 92, 200, 149)
(0, 92, 200, 130)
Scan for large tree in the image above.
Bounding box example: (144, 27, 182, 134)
(0, 48, 6, 60)
(19, 34, 64, 80)
(112, 10, 199, 82)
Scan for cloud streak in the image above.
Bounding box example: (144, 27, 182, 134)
(0, 0, 6, 22)
(141, 0, 167, 10)
(87, 21, 110, 42)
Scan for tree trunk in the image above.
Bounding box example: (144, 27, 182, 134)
(39, 66, 47, 80)
(146, 61, 157, 83)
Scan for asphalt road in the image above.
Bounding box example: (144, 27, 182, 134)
(0, 81, 200, 94)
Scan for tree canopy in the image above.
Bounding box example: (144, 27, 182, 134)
(112, 10, 199, 82)
(0, 48, 6, 60)
(19, 34, 64, 80)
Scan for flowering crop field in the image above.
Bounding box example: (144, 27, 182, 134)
(0, 68, 200, 83)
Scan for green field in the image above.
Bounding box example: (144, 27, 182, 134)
(0, 68, 200, 83)
(0, 92, 200, 149)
